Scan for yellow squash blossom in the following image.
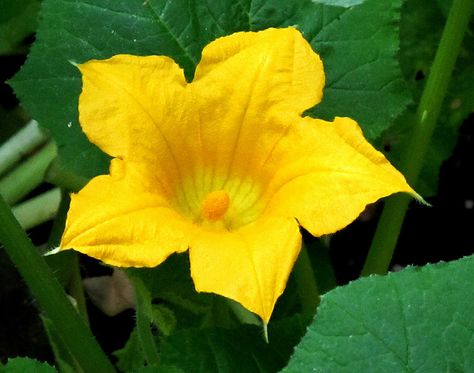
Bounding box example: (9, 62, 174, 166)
(61, 28, 419, 323)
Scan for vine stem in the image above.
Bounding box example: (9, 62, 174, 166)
(129, 274, 160, 365)
(12, 188, 61, 230)
(0, 120, 48, 177)
(362, 0, 474, 276)
(0, 194, 116, 373)
(0, 141, 57, 205)
(294, 244, 320, 316)
(47, 192, 90, 325)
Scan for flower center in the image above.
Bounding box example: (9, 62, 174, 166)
(201, 190, 230, 221)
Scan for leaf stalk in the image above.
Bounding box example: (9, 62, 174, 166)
(362, 0, 474, 276)
(0, 194, 116, 372)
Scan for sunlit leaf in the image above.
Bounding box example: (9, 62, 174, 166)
(283, 255, 474, 372)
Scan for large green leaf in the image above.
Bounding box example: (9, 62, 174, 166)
(283, 255, 474, 372)
(157, 317, 307, 373)
(113, 314, 307, 372)
(129, 254, 213, 325)
(11, 0, 409, 177)
(250, 0, 410, 140)
(137, 366, 184, 373)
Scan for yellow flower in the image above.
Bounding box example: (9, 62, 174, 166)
(60, 28, 418, 323)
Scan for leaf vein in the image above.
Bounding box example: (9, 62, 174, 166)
(145, 1, 198, 66)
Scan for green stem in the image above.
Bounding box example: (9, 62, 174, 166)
(294, 244, 320, 316)
(68, 253, 90, 326)
(129, 274, 160, 366)
(12, 188, 61, 230)
(0, 120, 48, 177)
(0, 195, 116, 373)
(42, 316, 83, 373)
(48, 190, 70, 247)
(0, 141, 57, 205)
(309, 238, 337, 294)
(45, 191, 90, 324)
(45, 158, 89, 192)
(362, 0, 474, 276)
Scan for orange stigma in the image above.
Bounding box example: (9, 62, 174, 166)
(201, 190, 230, 221)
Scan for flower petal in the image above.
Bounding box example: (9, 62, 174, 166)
(60, 159, 190, 267)
(185, 28, 324, 197)
(263, 117, 418, 236)
(78, 55, 187, 163)
(65, 28, 421, 327)
(78, 55, 204, 213)
(189, 216, 301, 323)
(194, 27, 324, 115)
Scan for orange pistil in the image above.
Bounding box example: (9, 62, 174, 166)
(201, 190, 230, 221)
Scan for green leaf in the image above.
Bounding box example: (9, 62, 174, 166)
(114, 318, 307, 373)
(130, 254, 212, 323)
(136, 365, 185, 373)
(0, 0, 40, 55)
(158, 316, 307, 373)
(283, 255, 474, 372)
(11, 0, 409, 177)
(0, 358, 56, 373)
(304, 0, 410, 139)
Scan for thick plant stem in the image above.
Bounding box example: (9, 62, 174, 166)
(42, 316, 82, 373)
(0, 120, 48, 177)
(0, 141, 57, 205)
(362, 0, 474, 276)
(68, 252, 90, 326)
(294, 244, 320, 316)
(45, 192, 90, 324)
(0, 195, 116, 373)
(130, 274, 160, 366)
(48, 190, 70, 247)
